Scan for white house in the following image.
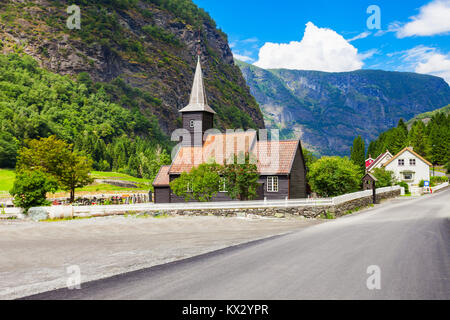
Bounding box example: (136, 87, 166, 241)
(366, 150, 393, 173)
(382, 147, 431, 186)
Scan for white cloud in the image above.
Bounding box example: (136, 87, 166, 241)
(253, 22, 365, 72)
(416, 53, 450, 84)
(232, 52, 255, 63)
(397, 46, 450, 84)
(347, 31, 371, 42)
(240, 37, 259, 44)
(396, 0, 450, 37)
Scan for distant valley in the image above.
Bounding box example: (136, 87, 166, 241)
(237, 60, 450, 156)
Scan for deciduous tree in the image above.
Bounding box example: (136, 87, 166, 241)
(307, 156, 361, 197)
(222, 152, 260, 201)
(170, 163, 222, 202)
(10, 170, 58, 212)
(16, 136, 93, 202)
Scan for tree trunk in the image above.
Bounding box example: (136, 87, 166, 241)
(70, 189, 75, 203)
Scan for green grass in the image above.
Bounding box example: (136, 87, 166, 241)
(90, 171, 152, 184)
(75, 183, 149, 192)
(0, 169, 15, 193)
(320, 211, 335, 219)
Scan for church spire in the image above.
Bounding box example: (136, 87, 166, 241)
(179, 56, 216, 114)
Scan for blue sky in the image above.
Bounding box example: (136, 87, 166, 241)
(193, 0, 450, 83)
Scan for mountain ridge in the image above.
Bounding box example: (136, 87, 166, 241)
(236, 59, 450, 156)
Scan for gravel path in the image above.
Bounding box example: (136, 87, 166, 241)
(0, 215, 320, 299)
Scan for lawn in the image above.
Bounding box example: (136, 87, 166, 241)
(0, 169, 15, 195)
(75, 183, 150, 192)
(90, 171, 152, 184)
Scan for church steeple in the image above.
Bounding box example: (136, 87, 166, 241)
(179, 56, 216, 114)
(179, 56, 215, 146)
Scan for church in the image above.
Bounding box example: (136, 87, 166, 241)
(152, 57, 309, 203)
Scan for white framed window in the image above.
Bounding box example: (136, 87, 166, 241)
(402, 172, 414, 181)
(219, 177, 227, 192)
(409, 159, 416, 166)
(189, 120, 195, 128)
(186, 182, 193, 192)
(267, 176, 279, 192)
(398, 159, 405, 166)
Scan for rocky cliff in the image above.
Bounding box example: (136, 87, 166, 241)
(0, 0, 264, 135)
(237, 60, 450, 156)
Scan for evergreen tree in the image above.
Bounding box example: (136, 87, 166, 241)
(397, 118, 408, 137)
(350, 136, 366, 174)
(385, 127, 407, 155)
(408, 121, 430, 157)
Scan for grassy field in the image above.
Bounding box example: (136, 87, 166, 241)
(90, 171, 152, 184)
(0, 169, 15, 195)
(0, 170, 151, 196)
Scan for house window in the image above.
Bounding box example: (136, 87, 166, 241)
(189, 120, 195, 128)
(219, 178, 227, 192)
(410, 159, 416, 166)
(186, 182, 193, 192)
(267, 176, 279, 192)
(398, 159, 405, 166)
(402, 172, 414, 181)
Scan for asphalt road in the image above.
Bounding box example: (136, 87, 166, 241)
(25, 189, 450, 300)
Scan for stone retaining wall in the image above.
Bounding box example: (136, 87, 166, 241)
(153, 189, 401, 219)
(20, 187, 401, 221)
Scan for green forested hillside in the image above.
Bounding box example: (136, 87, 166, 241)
(0, 0, 265, 184)
(406, 104, 450, 126)
(0, 0, 264, 135)
(0, 53, 170, 180)
(367, 113, 449, 166)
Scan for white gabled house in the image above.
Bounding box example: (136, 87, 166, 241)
(365, 150, 393, 173)
(382, 147, 431, 186)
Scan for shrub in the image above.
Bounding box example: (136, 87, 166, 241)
(430, 176, 448, 186)
(396, 181, 409, 194)
(307, 156, 361, 197)
(10, 170, 58, 213)
(372, 168, 395, 187)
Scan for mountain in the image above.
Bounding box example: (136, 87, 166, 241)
(236, 60, 450, 156)
(0, 0, 264, 136)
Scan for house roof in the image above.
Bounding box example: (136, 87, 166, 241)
(256, 140, 300, 174)
(152, 165, 171, 187)
(178, 56, 216, 114)
(167, 133, 300, 175)
(363, 173, 378, 181)
(366, 150, 392, 172)
(383, 147, 432, 167)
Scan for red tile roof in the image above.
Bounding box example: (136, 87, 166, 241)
(256, 140, 300, 174)
(169, 131, 257, 174)
(167, 131, 300, 175)
(152, 165, 170, 186)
